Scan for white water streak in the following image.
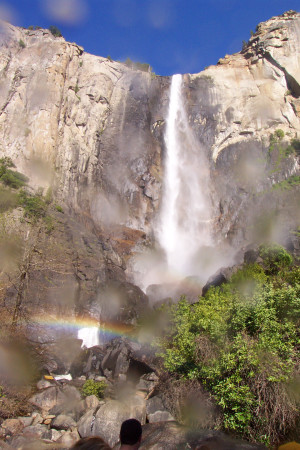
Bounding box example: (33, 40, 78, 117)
(78, 327, 99, 348)
(157, 74, 212, 278)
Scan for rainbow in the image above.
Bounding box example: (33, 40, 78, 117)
(30, 314, 137, 340)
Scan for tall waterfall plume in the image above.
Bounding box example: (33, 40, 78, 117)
(157, 74, 212, 279)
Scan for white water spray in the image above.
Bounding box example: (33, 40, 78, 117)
(78, 327, 99, 348)
(157, 74, 212, 279)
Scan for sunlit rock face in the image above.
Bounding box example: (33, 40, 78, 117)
(0, 11, 299, 298)
(186, 11, 300, 250)
(0, 22, 168, 236)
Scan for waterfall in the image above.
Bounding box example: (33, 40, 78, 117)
(157, 74, 212, 279)
(78, 327, 100, 348)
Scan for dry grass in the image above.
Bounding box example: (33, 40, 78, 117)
(157, 374, 221, 430)
(249, 371, 300, 445)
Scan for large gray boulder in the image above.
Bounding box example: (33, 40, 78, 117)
(78, 396, 146, 448)
(77, 409, 96, 438)
(139, 422, 267, 449)
(51, 414, 77, 431)
(101, 337, 156, 381)
(29, 387, 66, 412)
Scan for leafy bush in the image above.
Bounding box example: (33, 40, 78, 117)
(275, 129, 285, 140)
(272, 175, 300, 191)
(0, 187, 18, 213)
(158, 256, 300, 445)
(18, 190, 47, 219)
(55, 204, 63, 213)
(0, 157, 15, 168)
(49, 26, 62, 37)
(44, 215, 54, 233)
(81, 380, 106, 399)
(19, 39, 26, 49)
(259, 244, 293, 274)
(124, 57, 152, 73)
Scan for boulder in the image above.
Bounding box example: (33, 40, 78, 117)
(56, 429, 80, 447)
(146, 396, 164, 415)
(139, 422, 267, 449)
(92, 400, 131, 448)
(21, 424, 51, 440)
(148, 411, 174, 423)
(101, 338, 156, 380)
(202, 265, 241, 296)
(51, 414, 77, 430)
(74, 395, 101, 421)
(36, 379, 53, 390)
(79, 396, 146, 447)
(137, 372, 159, 394)
(29, 386, 65, 412)
(93, 280, 150, 326)
(70, 346, 105, 378)
(49, 428, 62, 441)
(18, 416, 33, 428)
(48, 384, 82, 417)
(77, 409, 97, 438)
(0, 440, 13, 449)
(1, 418, 24, 436)
(32, 412, 43, 425)
(139, 421, 186, 449)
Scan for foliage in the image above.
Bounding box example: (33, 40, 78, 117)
(81, 380, 107, 399)
(49, 26, 62, 37)
(18, 190, 47, 219)
(0, 186, 18, 213)
(55, 204, 64, 213)
(44, 215, 54, 233)
(272, 175, 300, 191)
(124, 57, 152, 73)
(0, 157, 15, 168)
(0, 158, 28, 189)
(259, 243, 292, 274)
(158, 256, 300, 445)
(28, 25, 42, 31)
(19, 39, 26, 49)
(275, 129, 285, 140)
(0, 387, 33, 419)
(242, 40, 248, 50)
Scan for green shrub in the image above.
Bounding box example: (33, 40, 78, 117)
(44, 215, 54, 233)
(19, 39, 26, 49)
(0, 158, 28, 189)
(1, 170, 28, 189)
(158, 257, 299, 445)
(81, 380, 106, 399)
(272, 175, 300, 191)
(49, 26, 62, 37)
(55, 204, 63, 213)
(18, 190, 47, 219)
(44, 187, 52, 205)
(259, 244, 293, 274)
(0, 157, 15, 168)
(275, 129, 285, 140)
(124, 57, 152, 72)
(0, 187, 19, 213)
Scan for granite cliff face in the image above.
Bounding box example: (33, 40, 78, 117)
(0, 12, 299, 327)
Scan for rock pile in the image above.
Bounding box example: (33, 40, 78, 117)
(0, 336, 267, 449)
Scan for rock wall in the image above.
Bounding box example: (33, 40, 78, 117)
(0, 11, 299, 296)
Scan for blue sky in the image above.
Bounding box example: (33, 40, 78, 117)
(1, 0, 299, 75)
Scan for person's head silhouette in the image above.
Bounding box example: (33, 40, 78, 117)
(120, 418, 142, 449)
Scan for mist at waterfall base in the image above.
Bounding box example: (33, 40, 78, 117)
(135, 74, 233, 299)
